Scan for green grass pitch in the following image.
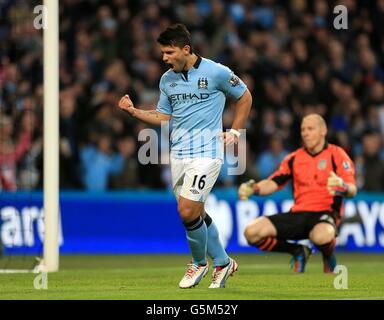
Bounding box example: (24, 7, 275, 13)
(0, 253, 383, 300)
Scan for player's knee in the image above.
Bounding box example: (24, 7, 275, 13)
(243, 225, 254, 243)
(178, 204, 200, 223)
(244, 220, 265, 244)
(311, 228, 335, 246)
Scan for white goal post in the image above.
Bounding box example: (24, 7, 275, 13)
(0, 1, 59, 274)
(43, 0, 59, 272)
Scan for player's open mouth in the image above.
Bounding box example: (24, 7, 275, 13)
(168, 63, 174, 69)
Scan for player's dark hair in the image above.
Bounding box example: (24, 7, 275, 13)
(157, 23, 193, 53)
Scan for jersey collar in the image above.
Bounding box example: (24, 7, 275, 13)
(193, 55, 202, 69)
(305, 141, 328, 157)
(181, 55, 202, 81)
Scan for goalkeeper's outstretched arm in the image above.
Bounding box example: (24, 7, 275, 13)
(238, 179, 279, 200)
(118, 94, 171, 126)
(256, 179, 279, 195)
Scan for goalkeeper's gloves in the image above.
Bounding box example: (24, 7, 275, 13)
(327, 171, 348, 196)
(238, 179, 260, 200)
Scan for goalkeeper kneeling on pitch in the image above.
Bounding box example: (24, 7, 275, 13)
(238, 114, 357, 273)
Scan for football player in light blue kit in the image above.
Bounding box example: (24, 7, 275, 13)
(118, 24, 252, 288)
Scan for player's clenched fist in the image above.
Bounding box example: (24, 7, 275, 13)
(238, 179, 256, 200)
(118, 94, 136, 116)
(327, 171, 348, 196)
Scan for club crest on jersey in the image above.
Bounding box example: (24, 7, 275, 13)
(318, 159, 327, 170)
(197, 77, 208, 89)
(343, 161, 351, 170)
(170, 82, 177, 87)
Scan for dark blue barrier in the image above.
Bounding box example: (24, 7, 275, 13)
(0, 189, 383, 254)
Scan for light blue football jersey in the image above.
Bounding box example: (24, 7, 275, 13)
(156, 56, 247, 160)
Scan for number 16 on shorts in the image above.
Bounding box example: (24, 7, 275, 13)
(172, 158, 222, 202)
(192, 175, 207, 190)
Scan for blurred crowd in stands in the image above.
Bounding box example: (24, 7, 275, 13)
(1, 0, 384, 192)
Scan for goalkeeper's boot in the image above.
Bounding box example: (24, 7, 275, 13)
(323, 252, 337, 273)
(209, 258, 238, 288)
(179, 261, 209, 289)
(291, 245, 312, 273)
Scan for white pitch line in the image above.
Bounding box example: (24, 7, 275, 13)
(0, 269, 34, 274)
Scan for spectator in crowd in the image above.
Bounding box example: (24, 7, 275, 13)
(0, 114, 31, 191)
(256, 133, 289, 179)
(109, 136, 139, 189)
(355, 130, 384, 192)
(16, 109, 42, 190)
(80, 134, 123, 191)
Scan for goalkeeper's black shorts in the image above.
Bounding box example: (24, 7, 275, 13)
(267, 211, 338, 240)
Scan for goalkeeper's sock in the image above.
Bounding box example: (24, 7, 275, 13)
(203, 212, 230, 267)
(184, 216, 207, 266)
(315, 239, 336, 258)
(253, 237, 303, 256)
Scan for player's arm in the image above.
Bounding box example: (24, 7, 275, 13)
(215, 66, 252, 145)
(239, 152, 295, 200)
(327, 171, 357, 198)
(223, 89, 252, 145)
(231, 88, 252, 131)
(327, 147, 357, 198)
(118, 94, 171, 126)
(238, 179, 278, 200)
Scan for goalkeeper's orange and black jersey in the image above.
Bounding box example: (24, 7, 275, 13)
(268, 142, 356, 224)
